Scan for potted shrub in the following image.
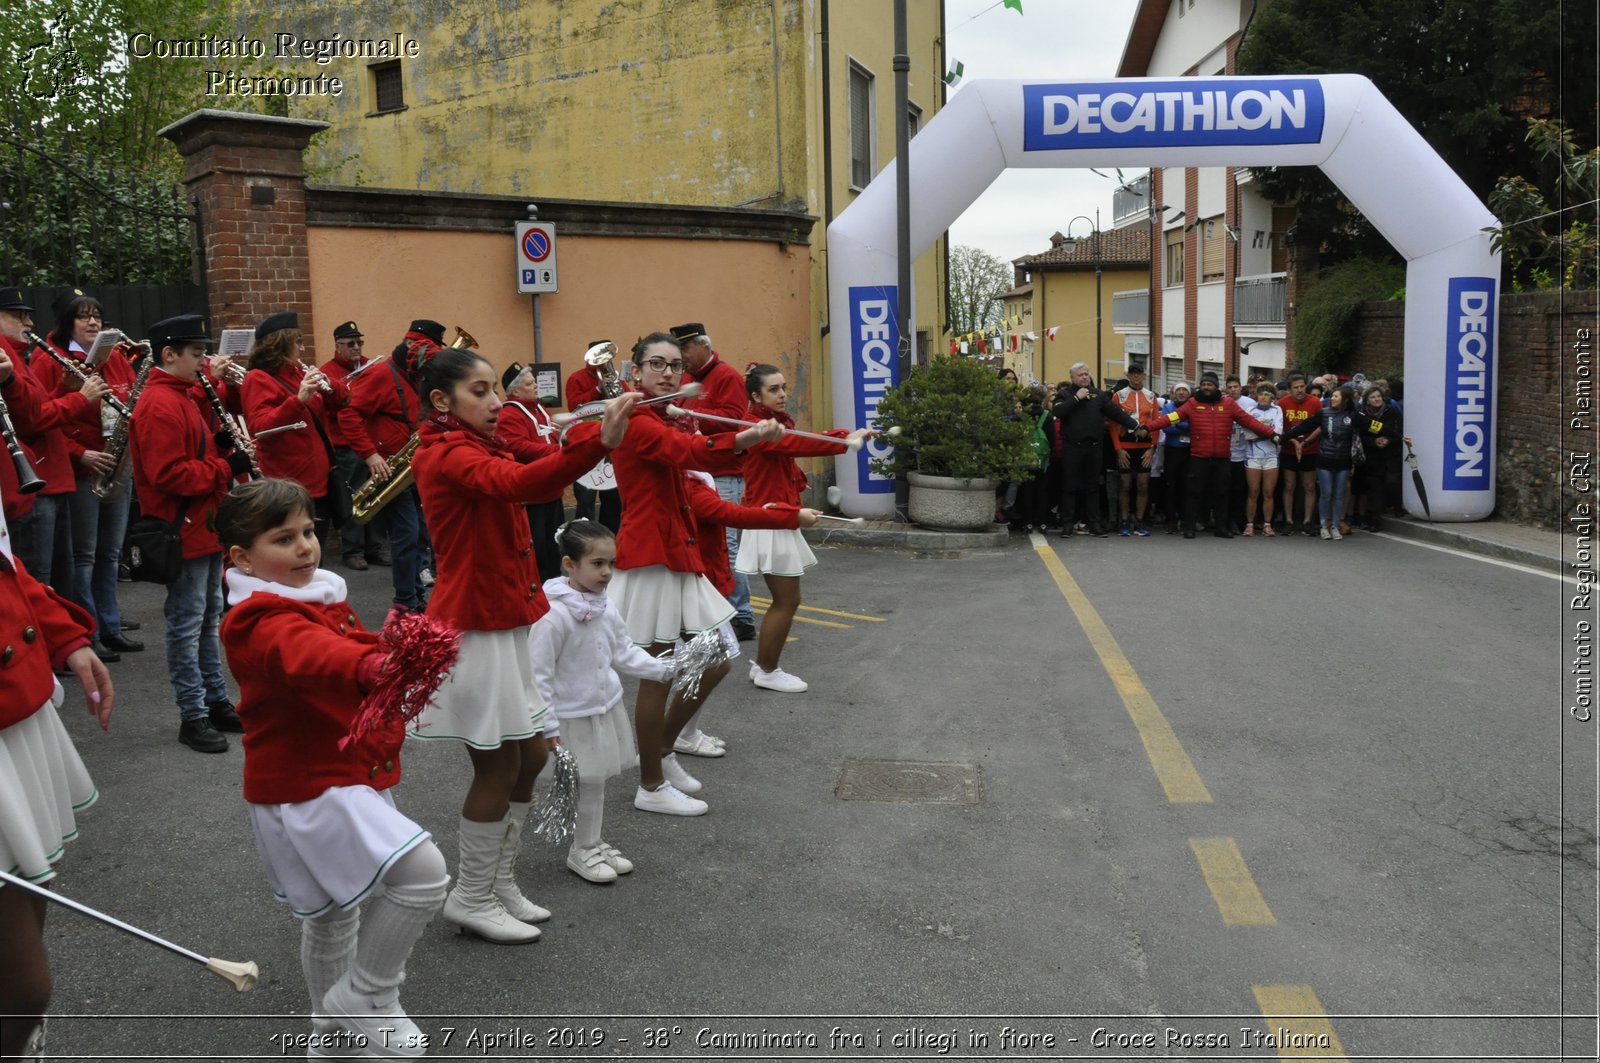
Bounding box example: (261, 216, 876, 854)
(870, 355, 1037, 530)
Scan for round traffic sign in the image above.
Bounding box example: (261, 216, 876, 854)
(522, 227, 552, 262)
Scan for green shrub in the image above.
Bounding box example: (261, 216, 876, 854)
(869, 355, 1037, 481)
(1292, 258, 1406, 374)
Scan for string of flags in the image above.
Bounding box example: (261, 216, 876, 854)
(946, 0, 1023, 87)
(949, 323, 1055, 356)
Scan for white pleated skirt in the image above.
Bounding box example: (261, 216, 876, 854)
(0, 692, 97, 884)
(611, 565, 735, 647)
(249, 786, 431, 918)
(409, 627, 548, 748)
(558, 702, 636, 781)
(735, 527, 817, 577)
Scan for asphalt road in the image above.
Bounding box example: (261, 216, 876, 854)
(37, 528, 1598, 1061)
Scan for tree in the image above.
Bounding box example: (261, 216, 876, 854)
(1488, 119, 1598, 292)
(1236, 0, 1598, 268)
(0, 0, 265, 284)
(947, 244, 1013, 339)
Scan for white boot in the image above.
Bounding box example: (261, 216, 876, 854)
(494, 802, 552, 924)
(442, 817, 540, 944)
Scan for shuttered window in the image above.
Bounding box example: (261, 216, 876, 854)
(1164, 228, 1185, 287)
(1201, 215, 1225, 281)
(849, 63, 874, 189)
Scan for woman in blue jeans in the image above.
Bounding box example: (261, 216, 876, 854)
(1282, 385, 1388, 541)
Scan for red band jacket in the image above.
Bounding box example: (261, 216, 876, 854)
(129, 369, 236, 558)
(0, 549, 94, 729)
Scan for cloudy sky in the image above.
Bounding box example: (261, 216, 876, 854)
(943, 0, 1144, 265)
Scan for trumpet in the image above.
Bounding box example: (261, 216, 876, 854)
(209, 355, 248, 387)
(22, 330, 133, 419)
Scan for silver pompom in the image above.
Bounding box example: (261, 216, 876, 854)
(531, 744, 580, 845)
(669, 626, 732, 703)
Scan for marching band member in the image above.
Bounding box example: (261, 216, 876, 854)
(337, 320, 438, 615)
(34, 290, 142, 657)
(242, 311, 348, 548)
(609, 332, 780, 818)
(499, 361, 565, 582)
(735, 363, 865, 694)
(0, 477, 114, 1062)
(408, 347, 630, 944)
(217, 478, 446, 1056)
(322, 320, 385, 572)
(129, 314, 255, 753)
(564, 341, 626, 533)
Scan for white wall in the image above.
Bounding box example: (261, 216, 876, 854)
(1147, 0, 1244, 77)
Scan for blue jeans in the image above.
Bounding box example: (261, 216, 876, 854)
(713, 473, 752, 625)
(1316, 466, 1352, 528)
(385, 487, 424, 608)
(67, 479, 132, 637)
(163, 553, 230, 721)
(9, 493, 68, 585)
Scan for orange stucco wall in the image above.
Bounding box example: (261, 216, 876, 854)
(305, 227, 817, 420)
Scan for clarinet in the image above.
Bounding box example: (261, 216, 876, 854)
(20, 329, 134, 419)
(0, 389, 44, 494)
(197, 373, 262, 480)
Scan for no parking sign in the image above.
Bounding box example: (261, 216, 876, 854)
(515, 221, 559, 293)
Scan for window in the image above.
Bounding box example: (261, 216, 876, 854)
(1164, 228, 1185, 287)
(849, 62, 875, 189)
(371, 61, 404, 114)
(908, 102, 922, 140)
(1201, 214, 1225, 281)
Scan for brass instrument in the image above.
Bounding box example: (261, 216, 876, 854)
(22, 329, 134, 419)
(346, 326, 477, 524)
(198, 372, 261, 480)
(584, 341, 623, 399)
(209, 355, 247, 387)
(92, 354, 155, 498)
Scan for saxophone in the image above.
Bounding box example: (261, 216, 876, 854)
(347, 326, 477, 524)
(92, 351, 154, 499)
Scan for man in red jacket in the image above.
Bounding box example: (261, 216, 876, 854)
(130, 314, 255, 752)
(671, 321, 757, 640)
(321, 319, 387, 571)
(1145, 371, 1279, 539)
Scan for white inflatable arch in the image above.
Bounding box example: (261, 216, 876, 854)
(831, 75, 1499, 521)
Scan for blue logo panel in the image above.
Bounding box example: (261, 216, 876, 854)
(1023, 79, 1326, 151)
(1442, 277, 1496, 490)
(848, 286, 900, 493)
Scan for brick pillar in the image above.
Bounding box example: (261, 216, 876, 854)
(158, 109, 329, 359)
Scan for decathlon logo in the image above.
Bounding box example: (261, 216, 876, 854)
(849, 286, 900, 494)
(1023, 79, 1326, 151)
(1442, 278, 1496, 490)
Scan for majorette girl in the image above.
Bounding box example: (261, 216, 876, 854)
(734, 363, 870, 693)
(407, 347, 632, 944)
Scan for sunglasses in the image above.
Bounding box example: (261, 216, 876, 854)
(642, 357, 686, 373)
(340, 339, 365, 346)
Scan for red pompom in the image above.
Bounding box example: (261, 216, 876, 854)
(341, 611, 460, 751)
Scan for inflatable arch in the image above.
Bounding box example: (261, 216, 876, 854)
(829, 75, 1499, 521)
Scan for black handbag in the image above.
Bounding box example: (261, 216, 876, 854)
(1350, 429, 1367, 466)
(125, 511, 185, 584)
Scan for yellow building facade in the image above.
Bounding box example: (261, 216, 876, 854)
(1012, 229, 1151, 388)
(267, 0, 948, 430)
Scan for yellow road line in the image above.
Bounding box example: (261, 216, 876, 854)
(749, 606, 852, 629)
(1189, 837, 1276, 925)
(749, 597, 885, 622)
(1033, 539, 1212, 804)
(1251, 985, 1350, 1060)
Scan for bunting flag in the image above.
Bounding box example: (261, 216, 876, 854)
(976, 338, 986, 353)
(949, 339, 959, 355)
(1046, 326, 1060, 340)
(1003, 0, 1024, 13)
(1010, 335, 1019, 351)
(960, 340, 969, 354)
(944, 60, 964, 86)
(1025, 331, 1038, 341)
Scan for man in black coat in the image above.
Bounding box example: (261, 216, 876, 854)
(1052, 361, 1143, 537)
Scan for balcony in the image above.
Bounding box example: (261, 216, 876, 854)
(1234, 273, 1286, 325)
(1112, 173, 1152, 227)
(1112, 288, 1149, 330)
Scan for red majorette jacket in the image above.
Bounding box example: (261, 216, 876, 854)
(682, 352, 746, 434)
(1, 334, 90, 501)
(684, 471, 798, 597)
(241, 363, 348, 497)
(497, 399, 561, 462)
(610, 405, 744, 573)
(337, 360, 419, 461)
(0, 548, 94, 730)
(320, 356, 367, 448)
(220, 574, 398, 805)
(738, 406, 849, 506)
(411, 416, 608, 631)
(129, 369, 236, 558)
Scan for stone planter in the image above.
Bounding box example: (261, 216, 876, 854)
(907, 470, 1000, 531)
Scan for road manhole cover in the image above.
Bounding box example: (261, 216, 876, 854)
(835, 759, 980, 803)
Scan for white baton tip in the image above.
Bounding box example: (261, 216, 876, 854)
(885, 425, 902, 438)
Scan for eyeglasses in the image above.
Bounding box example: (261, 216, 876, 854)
(75, 310, 103, 321)
(340, 339, 364, 346)
(642, 357, 686, 373)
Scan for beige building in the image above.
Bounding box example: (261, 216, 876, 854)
(259, 0, 949, 428)
(1009, 228, 1152, 388)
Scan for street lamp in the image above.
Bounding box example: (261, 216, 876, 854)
(1061, 210, 1102, 381)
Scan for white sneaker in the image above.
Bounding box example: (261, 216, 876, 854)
(321, 975, 427, 1057)
(634, 782, 708, 816)
(674, 732, 727, 758)
(567, 843, 619, 883)
(752, 666, 808, 693)
(1319, 525, 1332, 540)
(598, 840, 635, 875)
(1330, 525, 1343, 541)
(660, 753, 703, 794)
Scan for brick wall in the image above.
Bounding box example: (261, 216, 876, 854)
(1348, 289, 1599, 528)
